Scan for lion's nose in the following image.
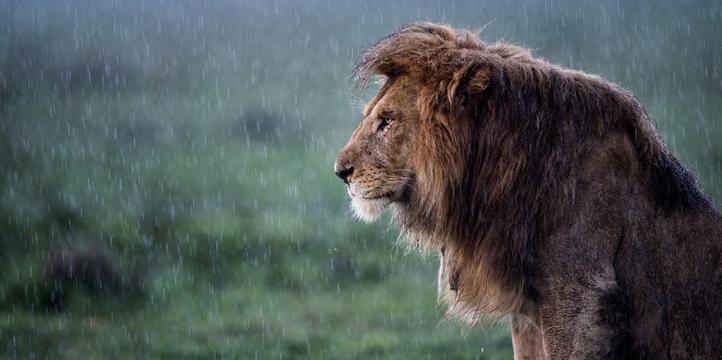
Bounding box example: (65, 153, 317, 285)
(334, 163, 354, 185)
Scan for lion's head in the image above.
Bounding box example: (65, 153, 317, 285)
(333, 76, 421, 223)
(335, 23, 495, 225)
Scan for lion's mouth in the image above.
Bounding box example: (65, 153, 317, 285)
(347, 187, 396, 201)
(362, 192, 395, 200)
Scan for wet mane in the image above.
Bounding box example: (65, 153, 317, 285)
(353, 22, 710, 321)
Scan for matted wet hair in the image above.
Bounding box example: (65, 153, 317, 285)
(352, 22, 709, 321)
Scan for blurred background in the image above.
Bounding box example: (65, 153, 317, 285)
(0, 0, 719, 358)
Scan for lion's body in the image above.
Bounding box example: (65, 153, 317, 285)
(525, 135, 722, 358)
(335, 23, 722, 359)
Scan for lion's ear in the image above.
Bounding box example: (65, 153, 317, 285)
(446, 62, 491, 105)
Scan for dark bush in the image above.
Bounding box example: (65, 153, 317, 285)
(41, 245, 120, 311)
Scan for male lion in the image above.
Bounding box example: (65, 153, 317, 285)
(334, 23, 722, 359)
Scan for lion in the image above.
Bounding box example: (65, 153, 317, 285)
(334, 23, 722, 359)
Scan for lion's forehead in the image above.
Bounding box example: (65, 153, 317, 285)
(363, 77, 417, 117)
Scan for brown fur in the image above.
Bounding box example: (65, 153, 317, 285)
(335, 22, 722, 359)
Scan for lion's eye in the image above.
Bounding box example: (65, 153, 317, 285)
(377, 117, 390, 132)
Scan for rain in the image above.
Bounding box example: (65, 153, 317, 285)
(0, 0, 720, 358)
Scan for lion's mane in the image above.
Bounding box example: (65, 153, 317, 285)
(352, 22, 710, 322)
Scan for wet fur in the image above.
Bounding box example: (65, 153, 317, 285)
(346, 22, 722, 359)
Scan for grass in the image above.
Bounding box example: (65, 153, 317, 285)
(0, 145, 513, 359)
(0, 251, 513, 359)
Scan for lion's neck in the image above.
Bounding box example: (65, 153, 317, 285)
(392, 194, 529, 321)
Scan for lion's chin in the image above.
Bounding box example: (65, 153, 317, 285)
(350, 196, 391, 223)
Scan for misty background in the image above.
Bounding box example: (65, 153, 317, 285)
(0, 0, 720, 358)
